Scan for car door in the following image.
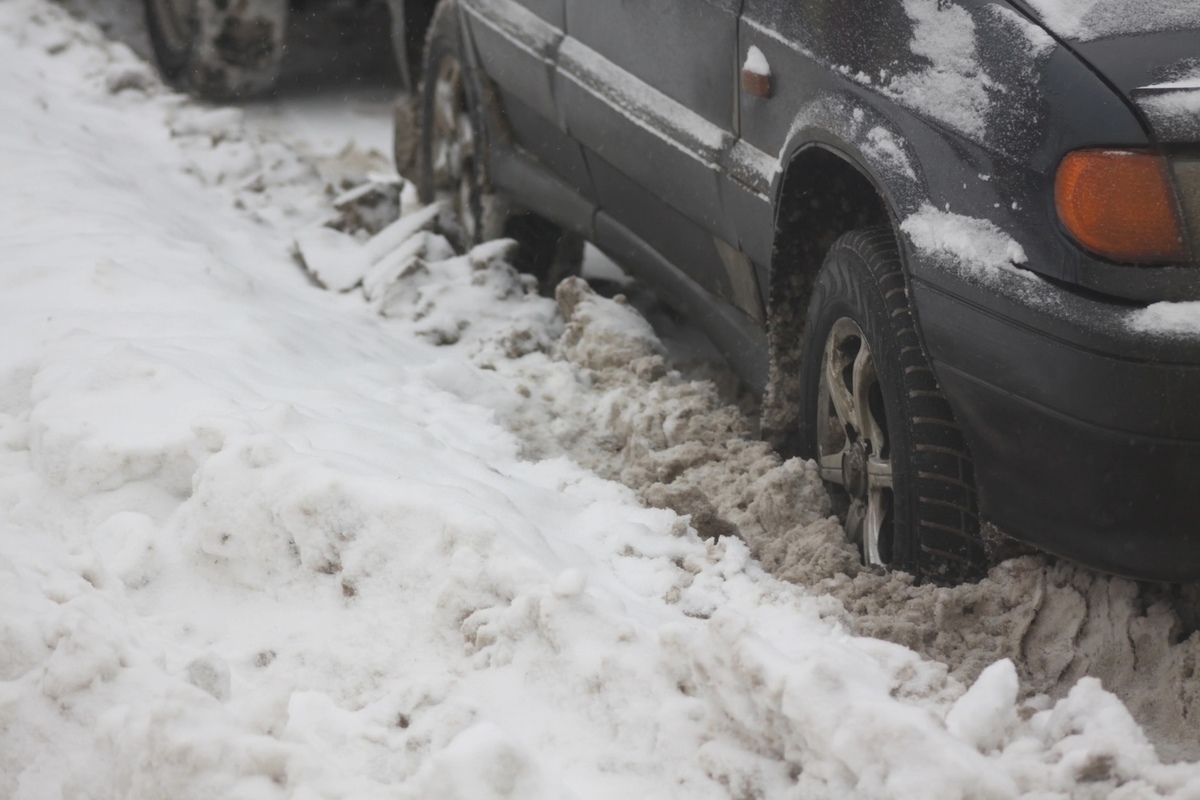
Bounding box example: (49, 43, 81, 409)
(458, 0, 595, 206)
(557, 0, 754, 309)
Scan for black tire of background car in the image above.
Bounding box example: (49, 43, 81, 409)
(799, 227, 989, 585)
(416, 0, 582, 292)
(144, 0, 287, 101)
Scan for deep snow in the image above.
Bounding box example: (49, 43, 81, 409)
(6, 1, 1200, 798)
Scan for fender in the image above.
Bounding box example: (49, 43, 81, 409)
(773, 92, 924, 231)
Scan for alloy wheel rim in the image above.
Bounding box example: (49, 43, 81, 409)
(816, 317, 895, 566)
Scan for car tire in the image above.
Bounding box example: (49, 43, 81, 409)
(799, 227, 988, 584)
(416, 0, 581, 290)
(145, 0, 287, 101)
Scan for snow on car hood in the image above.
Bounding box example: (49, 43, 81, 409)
(1019, 0, 1200, 42)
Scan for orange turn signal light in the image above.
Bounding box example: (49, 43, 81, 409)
(1055, 149, 1187, 264)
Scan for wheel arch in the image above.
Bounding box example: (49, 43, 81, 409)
(760, 103, 927, 453)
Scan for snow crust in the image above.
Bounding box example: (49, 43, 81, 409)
(1023, 0, 1200, 41)
(7, 1, 1200, 797)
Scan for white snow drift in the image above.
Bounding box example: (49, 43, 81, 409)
(3, 1, 1200, 798)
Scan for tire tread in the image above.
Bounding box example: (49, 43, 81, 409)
(800, 226, 988, 584)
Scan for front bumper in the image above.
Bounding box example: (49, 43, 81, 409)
(910, 260, 1200, 582)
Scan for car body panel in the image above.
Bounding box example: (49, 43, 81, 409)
(555, 36, 734, 242)
(459, 0, 598, 205)
(556, 4, 761, 313)
(1010, 0, 1200, 97)
(462, 0, 558, 124)
(461, 0, 770, 334)
(739, 0, 1164, 299)
(564, 0, 742, 132)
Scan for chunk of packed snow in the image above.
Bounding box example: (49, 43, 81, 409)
(901, 204, 1031, 281)
(294, 226, 369, 291)
(945, 660, 1020, 752)
(1128, 301, 1200, 337)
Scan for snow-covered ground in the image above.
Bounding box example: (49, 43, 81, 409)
(6, 1, 1200, 797)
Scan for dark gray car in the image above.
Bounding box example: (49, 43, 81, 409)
(146, 0, 1200, 585)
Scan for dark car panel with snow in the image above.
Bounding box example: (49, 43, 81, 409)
(145, 0, 1200, 584)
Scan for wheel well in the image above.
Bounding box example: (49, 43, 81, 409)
(760, 145, 892, 455)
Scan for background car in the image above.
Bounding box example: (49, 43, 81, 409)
(141, 0, 435, 99)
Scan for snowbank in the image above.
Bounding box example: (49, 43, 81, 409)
(5, 1, 1200, 798)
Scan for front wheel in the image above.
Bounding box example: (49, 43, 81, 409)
(145, 0, 287, 100)
(799, 227, 988, 584)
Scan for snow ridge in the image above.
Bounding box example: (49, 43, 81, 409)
(7, 2, 1200, 798)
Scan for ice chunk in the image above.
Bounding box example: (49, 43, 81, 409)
(945, 659, 1019, 752)
(294, 226, 368, 292)
(330, 179, 403, 236)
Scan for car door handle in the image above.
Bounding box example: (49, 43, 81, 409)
(742, 47, 772, 98)
(742, 67, 771, 98)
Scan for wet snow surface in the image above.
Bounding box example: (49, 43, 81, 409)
(7, 1, 1200, 797)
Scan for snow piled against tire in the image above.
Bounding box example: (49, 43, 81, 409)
(5, 0, 1200, 797)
